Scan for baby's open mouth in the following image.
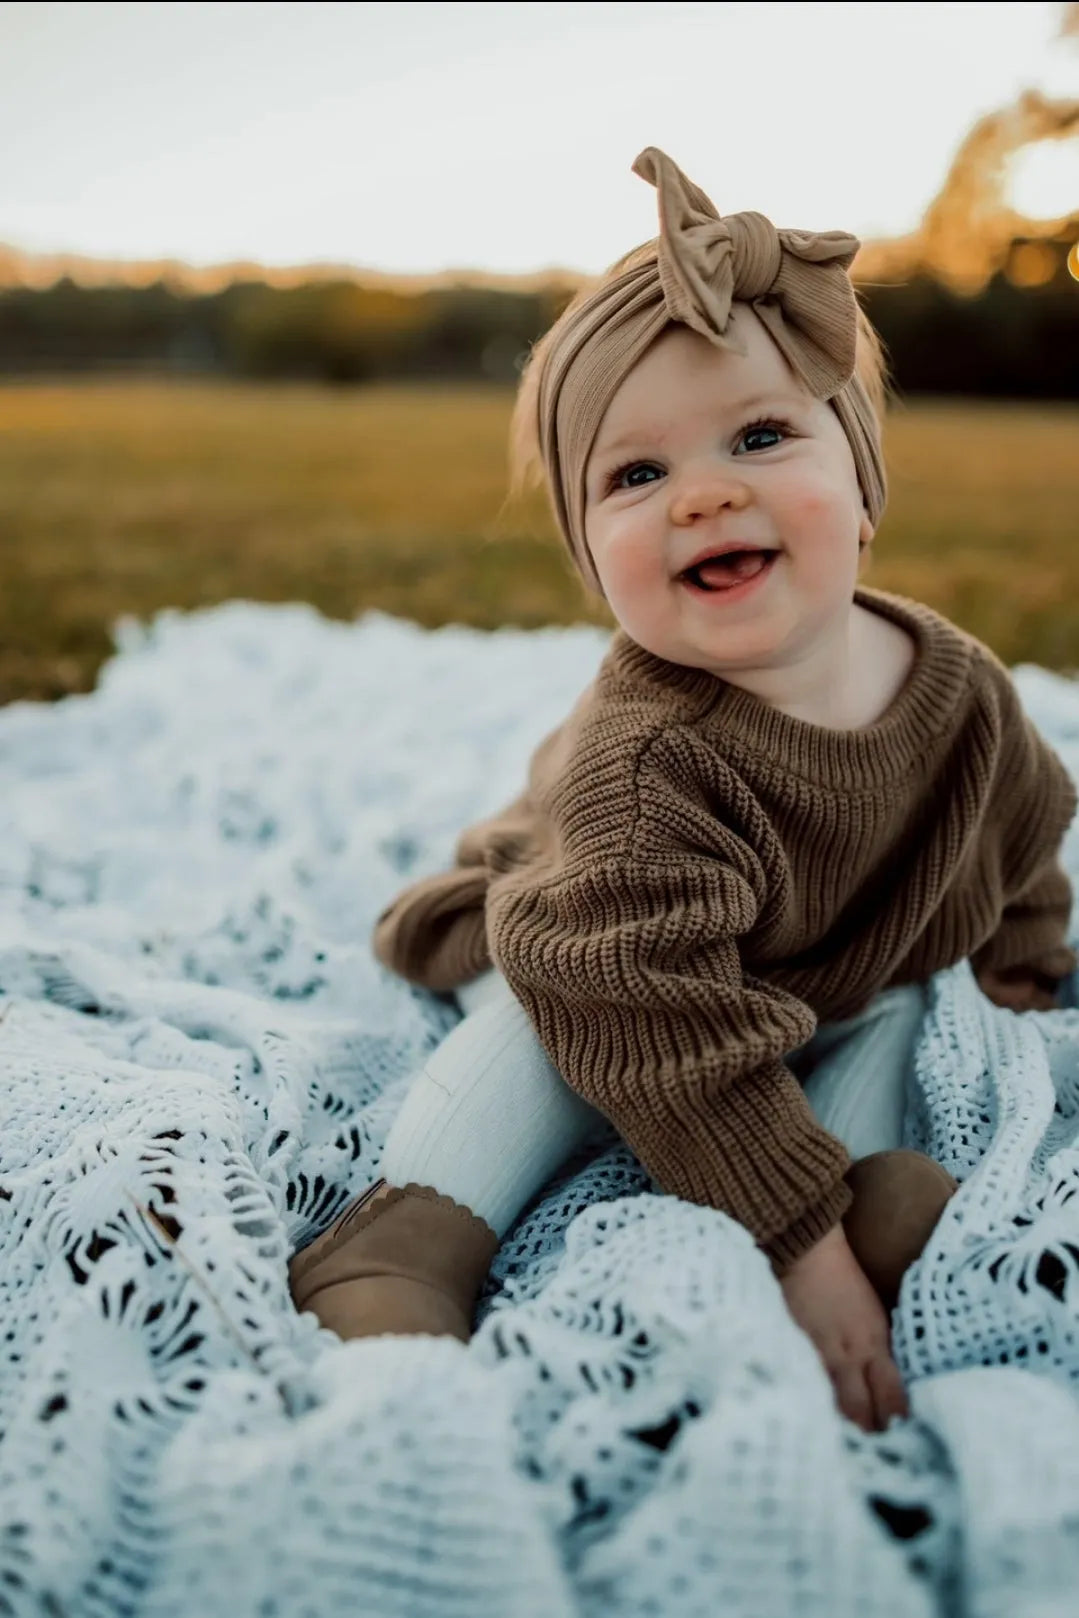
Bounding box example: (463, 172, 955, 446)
(679, 549, 778, 592)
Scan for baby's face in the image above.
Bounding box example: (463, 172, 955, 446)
(583, 310, 872, 683)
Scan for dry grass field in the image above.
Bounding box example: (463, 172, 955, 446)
(1, 377, 1076, 703)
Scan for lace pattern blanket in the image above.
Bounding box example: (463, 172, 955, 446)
(2, 602, 1079, 1618)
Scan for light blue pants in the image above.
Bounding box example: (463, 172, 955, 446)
(380, 968, 927, 1238)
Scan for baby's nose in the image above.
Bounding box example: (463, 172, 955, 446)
(669, 468, 751, 524)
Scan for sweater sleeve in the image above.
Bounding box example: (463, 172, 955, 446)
(372, 722, 572, 991)
(486, 849, 853, 1272)
(970, 854, 1076, 983)
(970, 666, 1078, 984)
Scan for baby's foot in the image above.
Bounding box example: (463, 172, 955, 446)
(842, 1149, 958, 1309)
(288, 1180, 499, 1342)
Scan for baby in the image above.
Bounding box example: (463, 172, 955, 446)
(289, 149, 1077, 1433)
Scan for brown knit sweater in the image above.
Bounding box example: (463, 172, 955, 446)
(374, 588, 1077, 1269)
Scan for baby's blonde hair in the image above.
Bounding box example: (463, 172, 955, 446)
(507, 259, 889, 506)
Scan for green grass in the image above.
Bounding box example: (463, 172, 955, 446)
(1, 378, 1076, 702)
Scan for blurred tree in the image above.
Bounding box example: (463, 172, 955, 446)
(0, 228, 1074, 397)
(861, 221, 1078, 399)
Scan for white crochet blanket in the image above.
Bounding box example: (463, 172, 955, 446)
(3, 603, 1079, 1618)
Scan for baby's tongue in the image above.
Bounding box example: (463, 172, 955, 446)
(695, 549, 771, 589)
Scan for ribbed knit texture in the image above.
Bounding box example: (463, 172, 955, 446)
(373, 588, 1078, 1268)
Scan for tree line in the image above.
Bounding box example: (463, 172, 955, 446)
(0, 231, 1075, 398)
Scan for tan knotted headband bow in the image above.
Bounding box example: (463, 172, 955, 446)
(533, 147, 886, 593)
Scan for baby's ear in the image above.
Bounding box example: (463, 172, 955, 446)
(857, 511, 874, 553)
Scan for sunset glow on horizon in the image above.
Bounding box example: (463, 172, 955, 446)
(0, 0, 1076, 280)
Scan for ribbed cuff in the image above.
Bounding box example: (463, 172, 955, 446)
(763, 1177, 853, 1275)
(372, 866, 490, 990)
(612, 1059, 855, 1272)
(977, 931, 1076, 982)
(1029, 944, 1078, 982)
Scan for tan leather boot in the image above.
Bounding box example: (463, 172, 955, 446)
(288, 1180, 500, 1343)
(843, 1149, 958, 1309)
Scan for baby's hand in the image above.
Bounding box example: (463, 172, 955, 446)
(779, 1223, 908, 1432)
(976, 963, 1060, 1014)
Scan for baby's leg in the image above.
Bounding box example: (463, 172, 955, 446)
(289, 969, 604, 1340)
(796, 982, 927, 1158)
(793, 983, 957, 1306)
(380, 968, 605, 1236)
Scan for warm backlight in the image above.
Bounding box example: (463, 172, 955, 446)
(1007, 138, 1079, 223)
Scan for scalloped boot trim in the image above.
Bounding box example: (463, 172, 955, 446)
(288, 1180, 499, 1344)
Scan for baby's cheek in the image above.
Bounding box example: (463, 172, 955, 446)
(783, 475, 859, 542)
(785, 480, 836, 524)
(593, 518, 664, 605)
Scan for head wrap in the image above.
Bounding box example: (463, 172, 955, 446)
(534, 147, 886, 593)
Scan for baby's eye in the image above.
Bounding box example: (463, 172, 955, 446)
(607, 461, 664, 493)
(736, 418, 791, 454)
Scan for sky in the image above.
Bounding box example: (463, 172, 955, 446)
(0, 0, 1076, 277)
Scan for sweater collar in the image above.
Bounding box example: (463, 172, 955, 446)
(605, 587, 976, 788)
